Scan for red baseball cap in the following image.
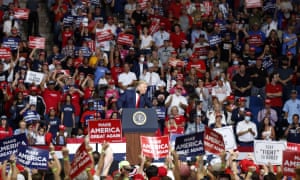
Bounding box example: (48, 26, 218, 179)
(250, 47, 255, 52)
(265, 99, 271, 104)
(227, 95, 235, 100)
(245, 111, 252, 116)
(59, 125, 65, 131)
(238, 97, 247, 102)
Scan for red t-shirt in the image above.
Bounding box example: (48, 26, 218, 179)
(266, 83, 283, 107)
(186, 60, 206, 78)
(170, 32, 186, 49)
(169, 2, 183, 19)
(43, 88, 61, 113)
(111, 66, 123, 82)
(0, 127, 13, 140)
(69, 92, 81, 116)
(61, 30, 73, 48)
(83, 87, 94, 100)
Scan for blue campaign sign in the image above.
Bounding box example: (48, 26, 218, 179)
(75, 46, 91, 57)
(175, 132, 205, 156)
(3, 38, 20, 50)
(63, 15, 74, 26)
(0, 134, 28, 162)
(16, 146, 49, 170)
(155, 107, 166, 120)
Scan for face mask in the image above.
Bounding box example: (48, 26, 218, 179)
(115, 64, 120, 67)
(245, 116, 251, 121)
(240, 107, 245, 112)
(233, 60, 239, 65)
(215, 63, 220, 67)
(140, 57, 145, 62)
(9, 16, 14, 20)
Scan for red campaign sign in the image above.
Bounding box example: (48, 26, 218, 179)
(204, 127, 225, 154)
(194, 46, 209, 56)
(245, 0, 262, 8)
(282, 150, 300, 177)
(203, 1, 213, 17)
(86, 40, 95, 52)
(69, 142, 93, 179)
(96, 30, 113, 42)
(138, 0, 149, 10)
(117, 33, 134, 46)
(88, 119, 122, 143)
(0, 47, 11, 59)
(14, 8, 30, 20)
(287, 142, 300, 151)
(29, 36, 46, 49)
(248, 35, 263, 47)
(140, 136, 169, 158)
(149, 20, 160, 35)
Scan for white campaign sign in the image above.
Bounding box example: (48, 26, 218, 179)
(214, 126, 237, 150)
(254, 140, 286, 165)
(25, 71, 44, 85)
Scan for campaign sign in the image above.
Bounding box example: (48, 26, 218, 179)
(214, 126, 237, 150)
(149, 20, 160, 35)
(29, 36, 46, 49)
(88, 119, 122, 143)
(137, 0, 149, 9)
(282, 150, 300, 177)
(204, 127, 225, 154)
(245, 0, 262, 8)
(0, 47, 11, 59)
(117, 33, 134, 46)
(0, 134, 28, 162)
(14, 8, 30, 19)
(25, 70, 45, 85)
(155, 107, 166, 120)
(287, 142, 300, 151)
(140, 136, 169, 158)
(175, 132, 204, 156)
(63, 15, 74, 25)
(70, 142, 93, 179)
(170, 133, 184, 149)
(16, 146, 49, 170)
(3, 38, 19, 50)
(203, 1, 213, 16)
(96, 30, 113, 42)
(254, 140, 286, 165)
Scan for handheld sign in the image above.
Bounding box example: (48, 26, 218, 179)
(69, 142, 93, 179)
(175, 132, 204, 156)
(0, 134, 28, 162)
(287, 142, 300, 151)
(16, 146, 49, 170)
(140, 136, 169, 159)
(214, 126, 237, 150)
(245, 0, 262, 8)
(3, 38, 20, 50)
(14, 8, 30, 19)
(204, 127, 225, 154)
(282, 150, 300, 177)
(29, 36, 46, 49)
(25, 70, 45, 85)
(254, 140, 286, 165)
(0, 47, 11, 59)
(96, 30, 113, 42)
(88, 119, 122, 143)
(117, 33, 134, 46)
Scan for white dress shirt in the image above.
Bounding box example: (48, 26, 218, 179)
(236, 120, 257, 142)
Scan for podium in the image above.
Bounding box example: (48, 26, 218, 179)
(122, 108, 158, 164)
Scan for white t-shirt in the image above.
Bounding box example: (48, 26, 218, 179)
(165, 94, 188, 115)
(118, 72, 137, 87)
(140, 72, 160, 86)
(140, 35, 153, 49)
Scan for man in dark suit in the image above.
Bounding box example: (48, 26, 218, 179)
(117, 81, 152, 109)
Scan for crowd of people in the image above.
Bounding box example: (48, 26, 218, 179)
(0, 0, 300, 178)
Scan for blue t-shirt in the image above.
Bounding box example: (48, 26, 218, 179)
(45, 115, 60, 138)
(61, 104, 75, 127)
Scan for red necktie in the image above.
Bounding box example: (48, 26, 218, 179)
(136, 95, 140, 108)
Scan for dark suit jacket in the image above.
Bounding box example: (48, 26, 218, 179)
(131, 62, 148, 79)
(117, 89, 152, 109)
